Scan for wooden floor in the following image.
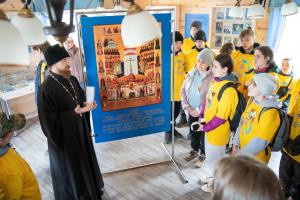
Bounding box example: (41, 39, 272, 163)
(11, 120, 281, 200)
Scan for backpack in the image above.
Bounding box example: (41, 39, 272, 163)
(217, 82, 247, 132)
(258, 107, 290, 151)
(276, 76, 293, 99)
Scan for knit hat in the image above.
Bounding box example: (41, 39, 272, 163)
(197, 48, 213, 68)
(253, 73, 278, 96)
(194, 30, 207, 42)
(44, 44, 70, 66)
(174, 31, 183, 42)
(0, 112, 26, 138)
(190, 21, 202, 32)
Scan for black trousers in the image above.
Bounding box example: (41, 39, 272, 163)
(166, 101, 181, 133)
(279, 152, 300, 199)
(189, 114, 205, 154)
(179, 105, 187, 120)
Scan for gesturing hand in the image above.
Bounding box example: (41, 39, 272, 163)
(74, 102, 97, 114)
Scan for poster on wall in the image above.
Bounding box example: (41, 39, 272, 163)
(185, 13, 209, 39)
(80, 14, 171, 143)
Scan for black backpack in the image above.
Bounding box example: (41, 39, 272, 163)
(277, 76, 293, 99)
(217, 82, 247, 132)
(258, 107, 290, 151)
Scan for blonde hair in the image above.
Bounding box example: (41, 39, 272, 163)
(211, 155, 284, 200)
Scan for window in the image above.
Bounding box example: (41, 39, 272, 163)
(275, 9, 300, 78)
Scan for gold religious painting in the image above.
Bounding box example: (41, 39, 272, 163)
(93, 24, 162, 112)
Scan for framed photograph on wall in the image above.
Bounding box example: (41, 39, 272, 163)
(217, 11, 225, 19)
(226, 8, 233, 20)
(216, 21, 223, 33)
(244, 22, 253, 29)
(215, 35, 222, 48)
(223, 26, 231, 34)
(232, 24, 244, 34)
(223, 36, 232, 44)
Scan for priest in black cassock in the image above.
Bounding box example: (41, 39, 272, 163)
(37, 44, 104, 200)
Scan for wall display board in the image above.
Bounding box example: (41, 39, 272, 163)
(80, 13, 171, 143)
(185, 13, 209, 39)
(213, 8, 255, 48)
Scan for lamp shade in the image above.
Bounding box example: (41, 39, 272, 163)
(248, 3, 265, 19)
(281, 1, 298, 16)
(11, 9, 46, 46)
(121, 10, 162, 48)
(229, 6, 244, 18)
(0, 19, 29, 67)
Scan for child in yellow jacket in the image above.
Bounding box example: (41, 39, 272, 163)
(186, 30, 208, 72)
(279, 79, 300, 200)
(164, 31, 186, 143)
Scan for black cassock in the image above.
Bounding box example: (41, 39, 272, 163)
(37, 72, 104, 200)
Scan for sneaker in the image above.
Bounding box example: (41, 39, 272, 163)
(184, 150, 198, 161)
(199, 153, 206, 160)
(175, 117, 188, 128)
(200, 175, 213, 184)
(194, 159, 204, 168)
(201, 183, 212, 193)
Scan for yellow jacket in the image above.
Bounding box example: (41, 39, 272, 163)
(231, 50, 255, 79)
(171, 51, 187, 101)
(0, 148, 42, 200)
(276, 72, 295, 102)
(186, 48, 200, 72)
(284, 79, 300, 163)
(182, 37, 194, 54)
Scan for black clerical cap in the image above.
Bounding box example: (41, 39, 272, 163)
(194, 30, 207, 42)
(44, 44, 70, 66)
(174, 31, 183, 42)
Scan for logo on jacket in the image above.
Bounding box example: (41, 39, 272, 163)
(241, 108, 256, 134)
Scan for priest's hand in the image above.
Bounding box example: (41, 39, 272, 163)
(74, 102, 97, 114)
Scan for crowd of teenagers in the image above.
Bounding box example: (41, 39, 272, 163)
(0, 20, 300, 200)
(167, 20, 300, 199)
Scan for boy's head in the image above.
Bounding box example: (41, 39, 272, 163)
(194, 31, 206, 49)
(212, 156, 284, 200)
(173, 31, 183, 52)
(190, 21, 202, 38)
(0, 113, 26, 148)
(281, 58, 293, 75)
(239, 28, 255, 51)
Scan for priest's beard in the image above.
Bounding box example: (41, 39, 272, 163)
(56, 65, 71, 78)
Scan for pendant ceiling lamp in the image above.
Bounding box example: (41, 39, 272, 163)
(121, 0, 162, 48)
(248, 0, 265, 19)
(229, 0, 244, 18)
(43, 0, 75, 44)
(281, 0, 298, 16)
(0, 9, 29, 67)
(11, 6, 46, 46)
